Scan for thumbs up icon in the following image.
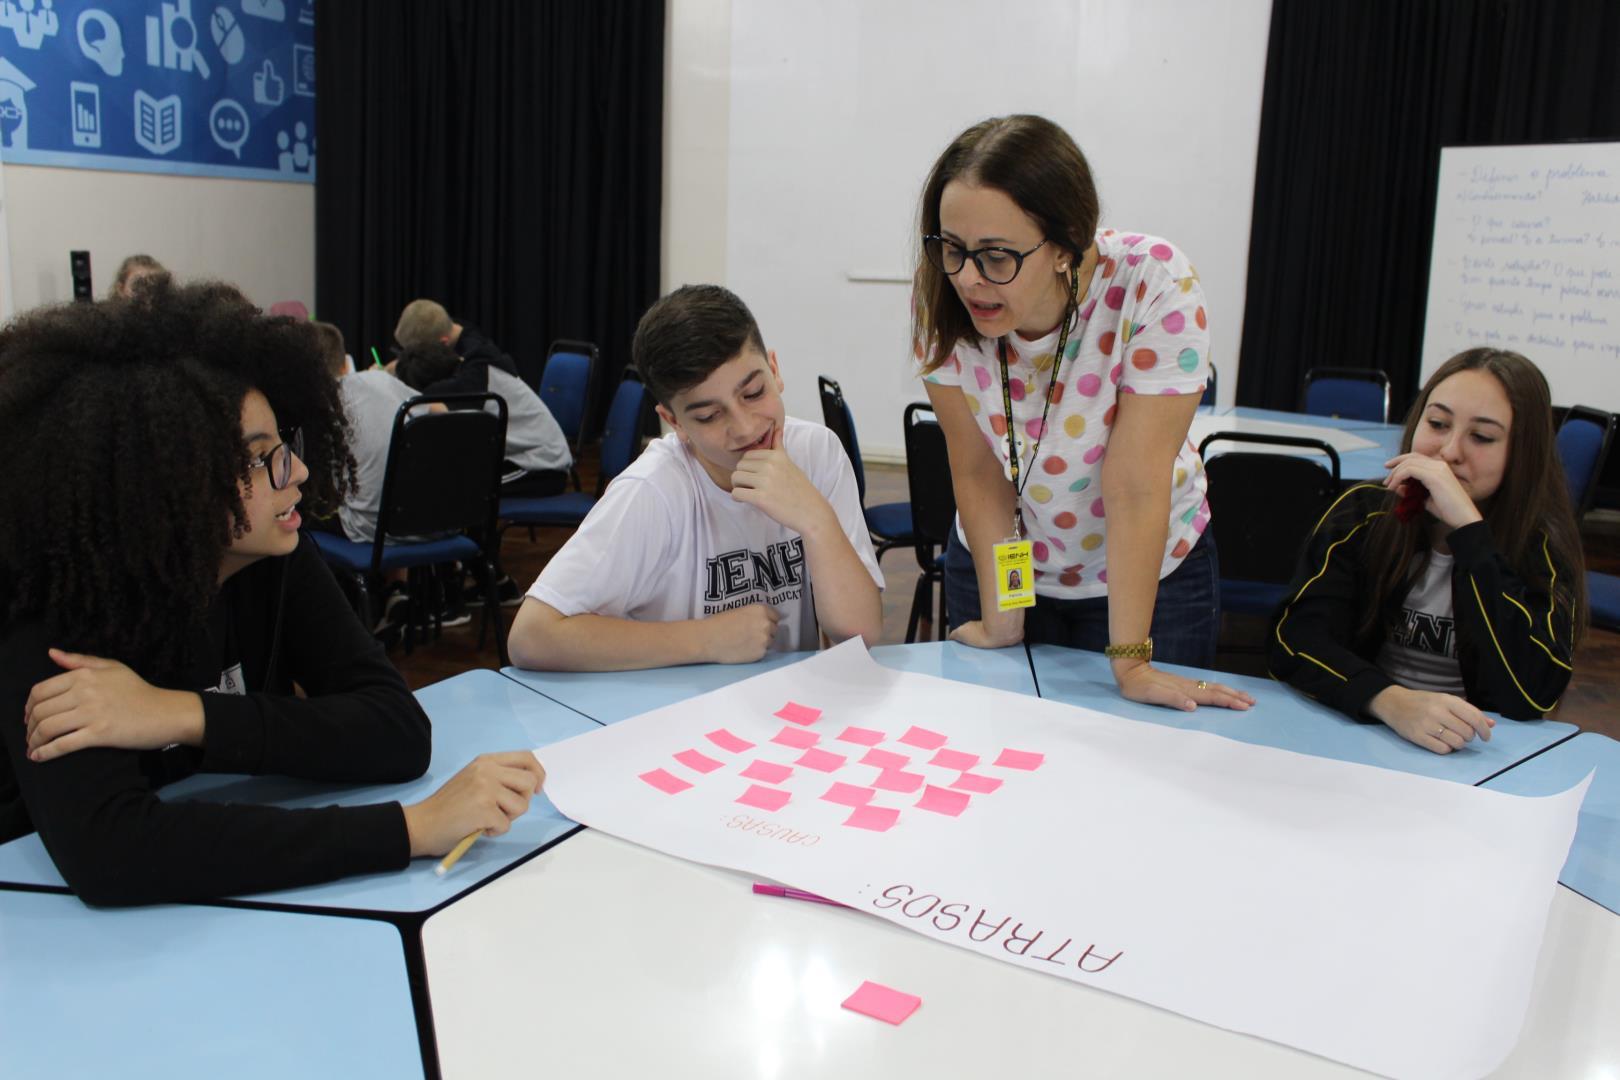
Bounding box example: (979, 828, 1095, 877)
(253, 60, 285, 107)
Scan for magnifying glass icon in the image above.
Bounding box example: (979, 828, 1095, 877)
(166, 0, 212, 79)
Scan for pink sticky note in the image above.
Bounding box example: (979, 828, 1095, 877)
(994, 749, 1045, 771)
(706, 728, 755, 753)
(774, 701, 823, 726)
(796, 747, 848, 773)
(820, 782, 875, 807)
(916, 784, 971, 816)
(835, 726, 886, 746)
(741, 759, 793, 784)
(859, 748, 910, 770)
(673, 749, 724, 774)
(898, 726, 948, 750)
(639, 768, 692, 795)
(872, 768, 925, 794)
(842, 980, 922, 1025)
(950, 771, 1003, 794)
(771, 726, 820, 750)
(928, 748, 980, 771)
(737, 784, 792, 812)
(843, 804, 900, 832)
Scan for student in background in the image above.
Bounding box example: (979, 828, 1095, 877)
(110, 253, 168, 298)
(394, 297, 516, 375)
(507, 284, 883, 672)
(0, 282, 544, 906)
(912, 114, 1251, 713)
(1269, 348, 1585, 751)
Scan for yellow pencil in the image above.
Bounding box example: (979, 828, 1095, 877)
(435, 831, 481, 876)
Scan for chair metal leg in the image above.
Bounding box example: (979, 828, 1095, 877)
(905, 573, 931, 644)
(935, 573, 948, 641)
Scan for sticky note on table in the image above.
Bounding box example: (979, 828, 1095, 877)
(796, 747, 848, 773)
(950, 772, 1003, 794)
(820, 782, 875, 807)
(898, 726, 948, 750)
(741, 759, 793, 784)
(737, 784, 792, 812)
(859, 748, 910, 770)
(706, 728, 755, 753)
(994, 748, 1045, 771)
(774, 701, 823, 726)
(843, 804, 899, 832)
(639, 768, 692, 795)
(916, 784, 970, 816)
(835, 725, 886, 746)
(928, 748, 979, 771)
(841, 980, 921, 1025)
(772, 726, 820, 750)
(673, 748, 724, 774)
(872, 769, 925, 794)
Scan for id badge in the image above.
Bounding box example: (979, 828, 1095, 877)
(992, 538, 1035, 611)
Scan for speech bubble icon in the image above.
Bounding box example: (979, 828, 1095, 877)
(208, 98, 249, 160)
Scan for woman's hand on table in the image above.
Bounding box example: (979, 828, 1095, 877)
(1112, 659, 1255, 712)
(948, 614, 1024, 650)
(1367, 685, 1493, 753)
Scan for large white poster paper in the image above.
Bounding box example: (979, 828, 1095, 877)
(537, 642, 1587, 1079)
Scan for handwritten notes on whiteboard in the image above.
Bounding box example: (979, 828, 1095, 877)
(1422, 143, 1620, 410)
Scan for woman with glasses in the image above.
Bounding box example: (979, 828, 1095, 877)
(913, 114, 1252, 712)
(0, 282, 544, 905)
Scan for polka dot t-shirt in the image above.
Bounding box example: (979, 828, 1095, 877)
(920, 229, 1212, 600)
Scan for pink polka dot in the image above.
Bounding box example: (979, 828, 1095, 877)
(1033, 541, 1049, 562)
(1121, 234, 1144, 247)
(1194, 515, 1209, 534)
(973, 366, 992, 391)
(1053, 511, 1078, 529)
(1047, 535, 1066, 552)
(1104, 286, 1125, 310)
(1083, 444, 1105, 465)
(1150, 243, 1173, 261)
(1109, 362, 1123, 385)
(1079, 299, 1097, 320)
(1125, 253, 1145, 267)
(1131, 347, 1158, 371)
(1121, 385, 1137, 394)
(1161, 387, 1179, 395)
(1076, 372, 1102, 396)
(1041, 456, 1067, 476)
(1089, 498, 1106, 517)
(1097, 570, 1108, 583)
(1162, 310, 1185, 334)
(1024, 417, 1044, 439)
(1009, 378, 1025, 402)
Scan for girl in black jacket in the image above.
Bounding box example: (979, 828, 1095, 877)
(1269, 348, 1586, 752)
(0, 282, 543, 905)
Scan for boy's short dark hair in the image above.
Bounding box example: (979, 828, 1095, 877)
(312, 321, 347, 376)
(395, 340, 460, 391)
(632, 285, 767, 405)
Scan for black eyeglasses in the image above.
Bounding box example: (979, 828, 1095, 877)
(248, 428, 303, 490)
(923, 236, 1047, 285)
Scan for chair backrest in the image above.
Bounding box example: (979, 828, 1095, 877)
(597, 375, 651, 492)
(1301, 366, 1390, 423)
(268, 300, 310, 320)
(1557, 404, 1617, 516)
(1197, 432, 1341, 584)
(1200, 363, 1218, 407)
(540, 340, 600, 452)
(372, 393, 507, 563)
(902, 402, 956, 547)
(818, 375, 867, 503)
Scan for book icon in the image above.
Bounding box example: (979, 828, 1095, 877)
(133, 89, 181, 155)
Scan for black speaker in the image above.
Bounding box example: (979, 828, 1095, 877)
(70, 250, 93, 302)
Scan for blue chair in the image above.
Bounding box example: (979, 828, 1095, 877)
(498, 374, 650, 539)
(902, 403, 954, 642)
(818, 375, 916, 562)
(309, 393, 510, 663)
(1556, 405, 1616, 516)
(1301, 366, 1390, 423)
(1198, 431, 1342, 619)
(1590, 571, 1620, 632)
(539, 340, 601, 490)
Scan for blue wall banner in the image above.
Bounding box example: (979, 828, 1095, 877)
(0, 0, 314, 183)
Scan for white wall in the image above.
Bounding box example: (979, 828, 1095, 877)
(1, 164, 313, 313)
(665, 0, 1273, 459)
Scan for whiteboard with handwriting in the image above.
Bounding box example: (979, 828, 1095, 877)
(1421, 142, 1620, 411)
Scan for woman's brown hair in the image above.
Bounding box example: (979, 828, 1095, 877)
(912, 115, 1099, 373)
(1357, 348, 1587, 646)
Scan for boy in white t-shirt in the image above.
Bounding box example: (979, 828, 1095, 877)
(507, 285, 884, 671)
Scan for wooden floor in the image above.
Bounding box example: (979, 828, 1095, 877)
(391, 450, 1620, 741)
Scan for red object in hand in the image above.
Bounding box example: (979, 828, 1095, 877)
(1394, 480, 1429, 523)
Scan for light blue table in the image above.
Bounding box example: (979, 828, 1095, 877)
(1484, 733, 1620, 916)
(1212, 405, 1398, 433)
(501, 640, 1039, 725)
(1201, 405, 1406, 482)
(0, 889, 423, 1079)
(1028, 645, 1577, 785)
(0, 669, 598, 911)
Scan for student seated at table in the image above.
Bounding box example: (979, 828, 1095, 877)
(1268, 347, 1585, 753)
(507, 284, 884, 671)
(0, 282, 545, 906)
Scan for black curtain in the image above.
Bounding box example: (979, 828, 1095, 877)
(1237, 0, 1620, 417)
(315, 0, 664, 431)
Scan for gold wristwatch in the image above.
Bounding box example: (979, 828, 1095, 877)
(1103, 638, 1153, 661)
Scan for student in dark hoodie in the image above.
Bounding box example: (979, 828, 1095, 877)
(0, 281, 544, 906)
